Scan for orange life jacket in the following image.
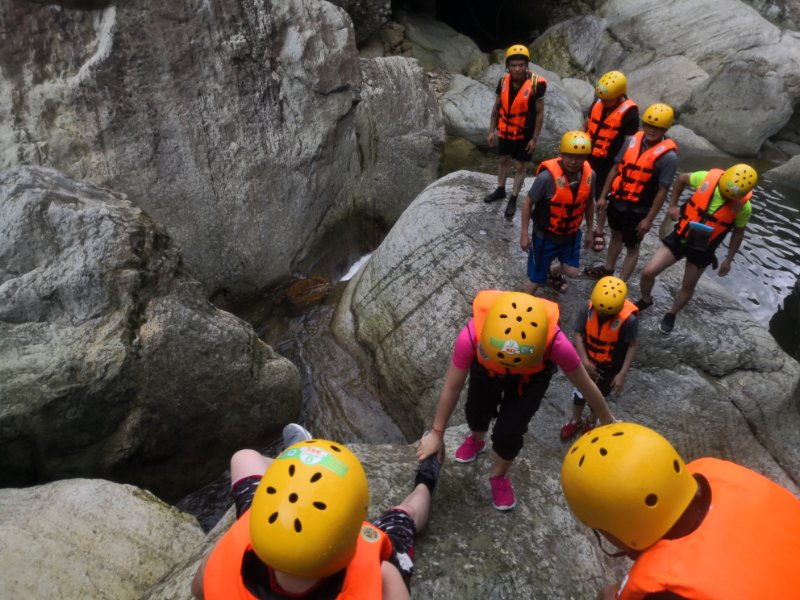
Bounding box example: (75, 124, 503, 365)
(203, 511, 393, 600)
(535, 158, 593, 236)
(584, 299, 637, 367)
(498, 72, 545, 141)
(611, 131, 677, 205)
(617, 457, 800, 600)
(674, 169, 751, 250)
(472, 290, 559, 376)
(586, 98, 638, 159)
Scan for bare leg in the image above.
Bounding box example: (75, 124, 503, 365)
(395, 484, 432, 532)
(618, 245, 640, 282)
(669, 262, 706, 315)
(605, 229, 624, 272)
(639, 245, 679, 302)
(490, 452, 513, 477)
(230, 449, 272, 484)
(523, 280, 541, 295)
(497, 155, 512, 189)
(511, 161, 527, 196)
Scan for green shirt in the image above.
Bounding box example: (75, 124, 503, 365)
(689, 171, 752, 228)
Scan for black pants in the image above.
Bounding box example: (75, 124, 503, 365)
(465, 360, 555, 460)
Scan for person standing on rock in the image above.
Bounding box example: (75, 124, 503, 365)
(635, 164, 758, 335)
(519, 130, 596, 294)
(585, 103, 678, 282)
(584, 71, 640, 254)
(415, 291, 614, 512)
(559, 276, 638, 440)
(192, 424, 443, 599)
(483, 44, 547, 219)
(561, 422, 800, 599)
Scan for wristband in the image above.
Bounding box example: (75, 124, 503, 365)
(431, 426, 444, 436)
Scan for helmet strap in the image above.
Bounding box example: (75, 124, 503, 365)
(592, 529, 638, 559)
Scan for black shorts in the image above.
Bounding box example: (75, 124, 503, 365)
(606, 201, 647, 248)
(231, 477, 417, 585)
(498, 136, 532, 163)
(588, 157, 614, 201)
(662, 231, 716, 269)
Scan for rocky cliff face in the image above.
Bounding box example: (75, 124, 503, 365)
(0, 166, 301, 500)
(0, 0, 444, 302)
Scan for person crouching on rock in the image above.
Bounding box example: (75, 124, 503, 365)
(561, 422, 800, 599)
(192, 424, 443, 599)
(415, 291, 614, 512)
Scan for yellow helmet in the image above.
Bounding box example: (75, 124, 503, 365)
(249, 440, 369, 579)
(505, 44, 531, 65)
(718, 164, 758, 201)
(561, 423, 698, 551)
(560, 130, 592, 155)
(642, 103, 674, 129)
(479, 292, 549, 369)
(595, 71, 627, 100)
(591, 276, 627, 316)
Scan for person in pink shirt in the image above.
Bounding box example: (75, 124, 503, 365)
(416, 291, 614, 511)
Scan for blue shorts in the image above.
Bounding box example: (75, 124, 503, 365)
(527, 231, 582, 284)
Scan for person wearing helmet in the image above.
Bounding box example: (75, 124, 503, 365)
(586, 103, 678, 283)
(192, 424, 443, 599)
(483, 44, 547, 219)
(636, 164, 757, 334)
(560, 276, 638, 440)
(561, 423, 800, 599)
(416, 291, 614, 511)
(584, 71, 640, 253)
(520, 130, 596, 294)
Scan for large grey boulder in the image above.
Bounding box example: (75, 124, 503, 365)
(334, 170, 800, 485)
(0, 478, 204, 600)
(327, 0, 391, 43)
(764, 153, 800, 186)
(530, 2, 800, 157)
(0, 1, 442, 302)
(0, 167, 301, 500)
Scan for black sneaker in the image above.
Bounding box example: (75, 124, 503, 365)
(634, 297, 654, 311)
(483, 186, 506, 203)
(415, 432, 445, 493)
(659, 313, 676, 334)
(504, 195, 517, 218)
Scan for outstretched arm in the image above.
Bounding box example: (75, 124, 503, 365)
(563, 364, 613, 424)
(416, 363, 469, 461)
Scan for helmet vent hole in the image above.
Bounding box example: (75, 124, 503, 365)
(612, 431, 624, 437)
(511, 302, 518, 309)
(526, 306, 532, 312)
(330, 445, 342, 452)
(521, 331, 527, 340)
(569, 446, 578, 454)
(313, 501, 327, 510)
(645, 494, 658, 507)
(516, 316, 522, 322)
(504, 327, 512, 335)
(673, 459, 681, 473)
(288, 465, 295, 477)
(499, 313, 508, 319)
(599, 448, 608, 456)
(530, 321, 538, 328)
(310, 472, 322, 482)
(268, 512, 279, 524)
(294, 519, 302, 533)
(513, 357, 521, 363)
(498, 352, 505, 359)
(289, 493, 298, 503)
(590, 436, 599, 444)
(266, 486, 277, 494)
(578, 454, 585, 467)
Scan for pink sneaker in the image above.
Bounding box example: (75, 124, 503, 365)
(559, 418, 583, 440)
(454, 434, 486, 463)
(489, 475, 516, 511)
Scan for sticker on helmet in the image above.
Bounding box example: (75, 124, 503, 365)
(278, 446, 349, 477)
(488, 336, 536, 355)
